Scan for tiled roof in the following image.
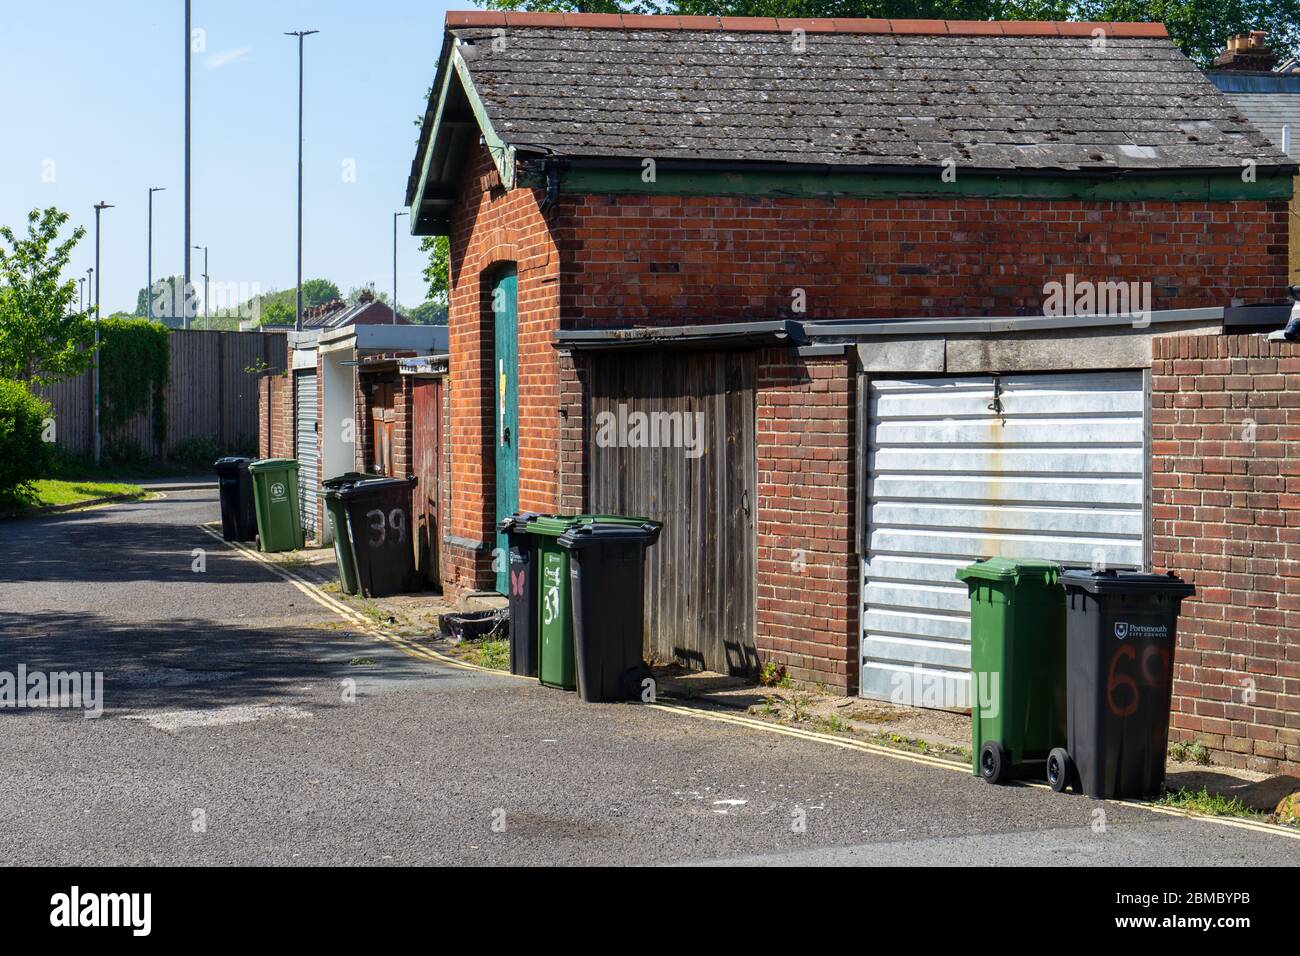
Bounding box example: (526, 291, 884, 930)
(444, 14, 1287, 172)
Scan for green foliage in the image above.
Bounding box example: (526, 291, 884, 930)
(0, 378, 52, 497)
(236, 279, 342, 327)
(173, 433, 255, 468)
(420, 235, 450, 307)
(1155, 786, 1258, 818)
(97, 319, 170, 448)
(135, 275, 186, 319)
(481, 0, 1300, 67)
(0, 208, 95, 385)
(406, 301, 448, 325)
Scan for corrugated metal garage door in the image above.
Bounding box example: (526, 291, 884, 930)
(861, 371, 1146, 709)
(295, 371, 319, 537)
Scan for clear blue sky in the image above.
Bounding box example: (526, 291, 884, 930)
(0, 0, 459, 315)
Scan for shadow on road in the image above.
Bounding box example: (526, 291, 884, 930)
(0, 609, 438, 715)
(0, 497, 262, 586)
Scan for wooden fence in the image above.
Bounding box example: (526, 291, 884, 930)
(35, 330, 287, 459)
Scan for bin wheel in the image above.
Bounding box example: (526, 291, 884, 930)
(979, 741, 1008, 784)
(1047, 747, 1074, 793)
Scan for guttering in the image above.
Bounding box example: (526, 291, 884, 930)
(802, 306, 1225, 339)
(555, 320, 807, 352)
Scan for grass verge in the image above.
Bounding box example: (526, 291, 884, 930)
(1154, 786, 1261, 820)
(462, 638, 509, 671)
(1, 479, 146, 516)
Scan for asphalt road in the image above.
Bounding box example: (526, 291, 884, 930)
(0, 489, 1295, 866)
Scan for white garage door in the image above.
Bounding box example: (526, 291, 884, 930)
(861, 371, 1147, 709)
(295, 371, 319, 537)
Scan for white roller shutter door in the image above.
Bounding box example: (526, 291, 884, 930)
(295, 371, 319, 537)
(861, 371, 1147, 709)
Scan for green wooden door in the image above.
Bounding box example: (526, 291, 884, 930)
(493, 267, 520, 594)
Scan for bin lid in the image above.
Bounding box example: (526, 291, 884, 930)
(1060, 568, 1195, 597)
(498, 511, 545, 534)
(323, 472, 383, 490)
(248, 458, 299, 474)
(955, 557, 1060, 585)
(557, 520, 663, 549)
(334, 476, 416, 500)
(519, 514, 661, 538)
(214, 456, 252, 469)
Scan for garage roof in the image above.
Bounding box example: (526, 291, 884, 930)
(417, 14, 1285, 178)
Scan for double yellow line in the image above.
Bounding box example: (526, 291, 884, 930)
(196, 523, 514, 676)
(198, 522, 1300, 843)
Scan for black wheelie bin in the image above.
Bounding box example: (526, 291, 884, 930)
(1048, 569, 1196, 799)
(337, 476, 419, 598)
(214, 456, 258, 542)
(498, 512, 543, 678)
(557, 519, 662, 703)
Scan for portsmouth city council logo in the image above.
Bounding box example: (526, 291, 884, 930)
(271, 482, 286, 498)
(1114, 622, 1130, 640)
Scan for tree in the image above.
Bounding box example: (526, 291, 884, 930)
(135, 275, 185, 321)
(406, 301, 448, 325)
(482, 0, 1300, 68)
(0, 208, 95, 385)
(301, 278, 342, 309)
(421, 235, 450, 307)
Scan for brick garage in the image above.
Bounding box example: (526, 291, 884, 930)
(1153, 332, 1300, 774)
(409, 13, 1295, 692)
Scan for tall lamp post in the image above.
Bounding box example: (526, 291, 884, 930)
(285, 28, 319, 332)
(93, 201, 114, 466)
(194, 245, 209, 319)
(79, 277, 86, 313)
(393, 210, 408, 324)
(148, 186, 165, 322)
(184, 0, 192, 330)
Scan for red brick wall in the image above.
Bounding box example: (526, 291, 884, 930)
(258, 374, 293, 461)
(755, 350, 858, 691)
(555, 195, 1290, 324)
(1152, 332, 1300, 775)
(444, 145, 561, 598)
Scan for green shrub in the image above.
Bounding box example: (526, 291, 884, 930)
(0, 379, 53, 497)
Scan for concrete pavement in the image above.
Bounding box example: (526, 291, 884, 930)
(0, 489, 1295, 866)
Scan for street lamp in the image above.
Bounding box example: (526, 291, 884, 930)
(148, 186, 165, 322)
(285, 28, 319, 332)
(393, 210, 409, 324)
(79, 276, 86, 313)
(184, 0, 192, 330)
(93, 201, 114, 466)
(194, 244, 209, 318)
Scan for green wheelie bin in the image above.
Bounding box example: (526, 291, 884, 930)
(248, 458, 305, 553)
(323, 473, 383, 595)
(957, 558, 1066, 784)
(520, 514, 655, 691)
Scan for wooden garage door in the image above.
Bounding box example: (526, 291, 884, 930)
(861, 371, 1147, 709)
(587, 351, 757, 675)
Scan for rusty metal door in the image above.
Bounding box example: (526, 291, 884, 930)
(412, 377, 443, 588)
(587, 350, 757, 676)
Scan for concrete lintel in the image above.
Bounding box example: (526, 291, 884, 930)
(944, 321, 1218, 374)
(857, 337, 945, 373)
